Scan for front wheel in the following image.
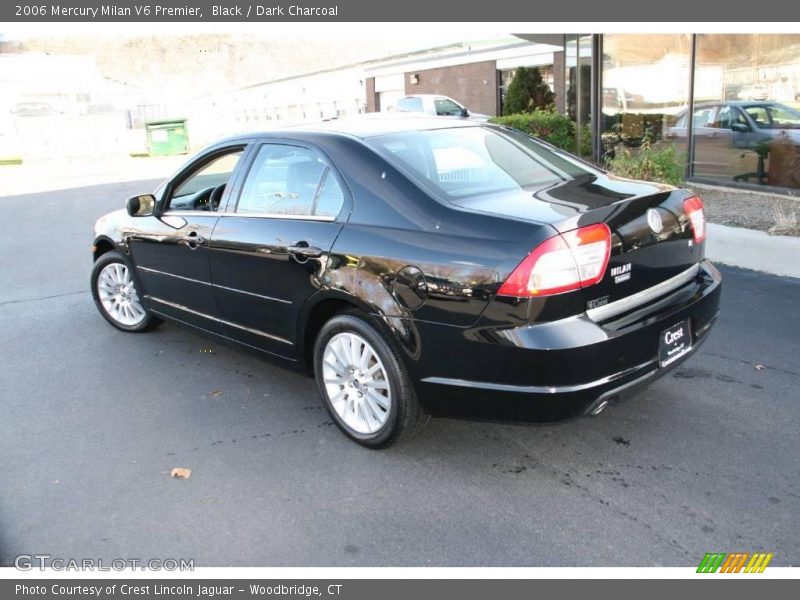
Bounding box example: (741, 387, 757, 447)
(313, 313, 428, 448)
(91, 250, 160, 332)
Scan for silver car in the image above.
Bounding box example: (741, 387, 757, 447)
(667, 101, 800, 183)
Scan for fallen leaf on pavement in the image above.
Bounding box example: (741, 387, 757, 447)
(170, 468, 192, 479)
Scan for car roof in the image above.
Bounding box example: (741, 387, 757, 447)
(674, 100, 787, 117)
(697, 100, 777, 107)
(216, 114, 485, 144)
(401, 94, 451, 99)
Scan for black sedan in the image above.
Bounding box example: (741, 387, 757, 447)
(91, 116, 721, 448)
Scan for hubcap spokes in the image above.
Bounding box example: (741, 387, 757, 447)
(97, 263, 146, 326)
(322, 332, 391, 434)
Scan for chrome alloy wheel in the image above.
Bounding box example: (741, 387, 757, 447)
(322, 332, 392, 434)
(96, 263, 146, 327)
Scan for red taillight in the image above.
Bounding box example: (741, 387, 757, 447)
(683, 195, 706, 243)
(498, 223, 612, 297)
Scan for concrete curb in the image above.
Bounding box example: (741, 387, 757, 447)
(707, 223, 800, 279)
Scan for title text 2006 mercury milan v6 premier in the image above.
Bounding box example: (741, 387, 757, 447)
(91, 117, 721, 448)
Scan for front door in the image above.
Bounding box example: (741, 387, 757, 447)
(208, 142, 348, 356)
(130, 146, 247, 325)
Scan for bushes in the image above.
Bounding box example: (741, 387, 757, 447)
(491, 112, 685, 184)
(503, 66, 554, 115)
(605, 139, 685, 186)
(490, 110, 576, 153)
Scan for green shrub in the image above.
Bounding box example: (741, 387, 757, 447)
(578, 122, 592, 158)
(606, 139, 685, 186)
(490, 110, 576, 153)
(503, 66, 554, 115)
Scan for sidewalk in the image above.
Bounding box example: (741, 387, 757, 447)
(706, 223, 800, 279)
(0, 155, 189, 196)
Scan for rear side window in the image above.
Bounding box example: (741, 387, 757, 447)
(368, 126, 595, 200)
(314, 170, 346, 217)
(235, 144, 345, 218)
(714, 106, 732, 129)
(396, 97, 424, 112)
(693, 107, 716, 128)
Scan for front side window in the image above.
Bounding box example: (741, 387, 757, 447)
(235, 144, 345, 218)
(746, 104, 800, 129)
(744, 105, 770, 128)
(167, 149, 243, 212)
(733, 108, 750, 129)
(434, 98, 464, 116)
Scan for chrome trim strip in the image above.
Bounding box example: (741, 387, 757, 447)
(213, 282, 292, 304)
(422, 360, 655, 395)
(218, 212, 336, 222)
(149, 309, 297, 362)
(144, 296, 293, 345)
(138, 266, 207, 287)
(138, 266, 291, 305)
(162, 211, 335, 221)
(586, 264, 700, 322)
(162, 210, 218, 217)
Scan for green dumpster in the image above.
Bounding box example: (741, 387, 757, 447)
(144, 119, 189, 156)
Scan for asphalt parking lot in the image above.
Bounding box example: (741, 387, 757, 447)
(1, 178, 798, 567)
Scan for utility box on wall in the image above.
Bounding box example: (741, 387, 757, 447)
(144, 119, 189, 156)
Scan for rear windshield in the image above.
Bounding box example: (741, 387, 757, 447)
(366, 126, 597, 200)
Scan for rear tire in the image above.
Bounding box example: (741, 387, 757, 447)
(313, 312, 429, 448)
(91, 250, 160, 333)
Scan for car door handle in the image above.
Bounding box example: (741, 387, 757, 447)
(186, 231, 206, 246)
(287, 244, 323, 258)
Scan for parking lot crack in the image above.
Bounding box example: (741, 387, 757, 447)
(0, 290, 87, 307)
(703, 351, 800, 378)
(510, 438, 692, 558)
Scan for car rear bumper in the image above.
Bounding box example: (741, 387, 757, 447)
(411, 260, 722, 422)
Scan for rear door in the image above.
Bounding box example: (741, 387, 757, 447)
(208, 141, 349, 356)
(690, 105, 730, 177)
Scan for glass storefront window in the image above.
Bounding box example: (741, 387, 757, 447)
(600, 34, 693, 172)
(565, 35, 592, 156)
(692, 34, 800, 189)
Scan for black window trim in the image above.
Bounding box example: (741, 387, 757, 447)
(158, 142, 251, 216)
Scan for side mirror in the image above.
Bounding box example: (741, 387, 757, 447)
(126, 194, 156, 217)
(460, 107, 470, 118)
(731, 122, 751, 133)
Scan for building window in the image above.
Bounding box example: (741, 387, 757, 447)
(600, 34, 693, 172)
(691, 34, 800, 189)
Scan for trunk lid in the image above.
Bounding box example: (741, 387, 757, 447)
(451, 173, 703, 308)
